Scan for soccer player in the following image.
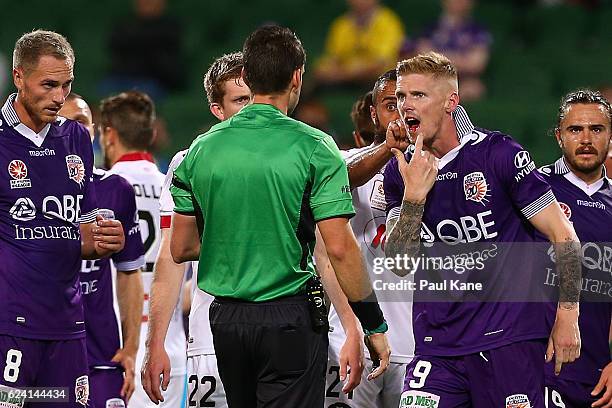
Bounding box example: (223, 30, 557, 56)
(0, 30, 124, 405)
(538, 90, 612, 408)
(322, 70, 414, 407)
(153, 51, 251, 408)
(97, 91, 185, 407)
(384, 52, 582, 407)
(59, 93, 145, 408)
(145, 25, 391, 407)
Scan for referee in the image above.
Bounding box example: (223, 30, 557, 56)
(144, 25, 390, 407)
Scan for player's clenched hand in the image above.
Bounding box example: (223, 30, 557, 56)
(111, 348, 136, 402)
(389, 126, 438, 204)
(339, 329, 364, 393)
(93, 215, 125, 253)
(591, 362, 612, 407)
(141, 345, 171, 404)
(364, 332, 391, 381)
(546, 307, 581, 376)
(385, 118, 410, 152)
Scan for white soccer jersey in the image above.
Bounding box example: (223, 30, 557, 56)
(160, 150, 215, 357)
(327, 148, 415, 364)
(110, 153, 187, 378)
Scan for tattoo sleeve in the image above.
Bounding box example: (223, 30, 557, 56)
(554, 238, 582, 309)
(385, 200, 424, 275)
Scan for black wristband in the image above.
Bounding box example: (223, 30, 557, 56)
(348, 291, 385, 332)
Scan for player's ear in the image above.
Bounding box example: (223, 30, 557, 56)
(554, 128, 563, 148)
(13, 68, 24, 90)
(370, 105, 378, 127)
(445, 92, 459, 113)
(210, 103, 225, 121)
(291, 66, 303, 93)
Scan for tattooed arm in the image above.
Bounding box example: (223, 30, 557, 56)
(529, 202, 582, 375)
(385, 201, 425, 276)
(384, 130, 438, 277)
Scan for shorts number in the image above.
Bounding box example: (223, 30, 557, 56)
(188, 375, 216, 407)
(325, 365, 353, 401)
(3, 349, 22, 383)
(409, 360, 432, 389)
(545, 387, 566, 408)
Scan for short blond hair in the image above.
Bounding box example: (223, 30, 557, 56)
(397, 51, 457, 81)
(13, 30, 74, 73)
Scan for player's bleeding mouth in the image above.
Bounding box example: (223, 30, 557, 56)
(405, 117, 420, 133)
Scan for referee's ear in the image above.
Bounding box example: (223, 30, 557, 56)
(210, 103, 225, 121)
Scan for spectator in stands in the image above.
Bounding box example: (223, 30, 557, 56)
(403, 0, 491, 101)
(100, 0, 184, 101)
(314, 0, 404, 89)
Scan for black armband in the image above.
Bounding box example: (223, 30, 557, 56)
(348, 291, 385, 332)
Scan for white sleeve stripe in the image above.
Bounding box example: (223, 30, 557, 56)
(521, 190, 556, 219)
(78, 209, 99, 223)
(115, 256, 146, 271)
(387, 206, 401, 223)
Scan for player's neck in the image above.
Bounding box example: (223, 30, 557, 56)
(252, 95, 290, 115)
(109, 146, 149, 167)
(428, 120, 460, 158)
(13, 94, 47, 133)
(567, 162, 604, 185)
(606, 157, 612, 178)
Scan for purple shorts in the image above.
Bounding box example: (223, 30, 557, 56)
(401, 340, 546, 408)
(545, 376, 596, 408)
(89, 368, 125, 408)
(0, 334, 88, 407)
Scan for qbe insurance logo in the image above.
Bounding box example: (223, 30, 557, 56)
(8, 159, 31, 189)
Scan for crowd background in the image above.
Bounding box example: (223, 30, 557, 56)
(1, 0, 611, 169)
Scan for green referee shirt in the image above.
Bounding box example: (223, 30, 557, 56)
(171, 103, 355, 301)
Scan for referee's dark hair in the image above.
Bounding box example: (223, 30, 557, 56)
(242, 25, 306, 95)
(100, 90, 156, 150)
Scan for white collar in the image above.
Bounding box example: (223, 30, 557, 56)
(563, 171, 606, 197)
(2, 93, 51, 147)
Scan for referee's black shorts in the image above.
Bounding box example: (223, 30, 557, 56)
(210, 294, 328, 408)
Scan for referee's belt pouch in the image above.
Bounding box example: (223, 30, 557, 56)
(305, 275, 328, 331)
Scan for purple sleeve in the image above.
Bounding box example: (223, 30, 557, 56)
(383, 155, 406, 221)
(111, 177, 145, 271)
(492, 136, 554, 219)
(78, 129, 98, 224)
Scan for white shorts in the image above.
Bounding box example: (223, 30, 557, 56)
(325, 355, 407, 408)
(132, 372, 187, 407)
(186, 354, 228, 408)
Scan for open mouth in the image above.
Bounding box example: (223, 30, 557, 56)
(405, 118, 420, 133)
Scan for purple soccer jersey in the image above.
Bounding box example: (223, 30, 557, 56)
(0, 94, 98, 340)
(538, 159, 612, 388)
(384, 106, 555, 356)
(81, 169, 144, 369)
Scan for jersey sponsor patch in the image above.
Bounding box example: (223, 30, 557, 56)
(0, 384, 25, 408)
(10, 197, 36, 221)
(514, 151, 532, 169)
(505, 393, 531, 408)
(8, 160, 31, 189)
(369, 180, 386, 211)
(74, 375, 89, 406)
(399, 390, 440, 408)
(558, 202, 572, 220)
(463, 172, 490, 205)
(65, 155, 85, 187)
